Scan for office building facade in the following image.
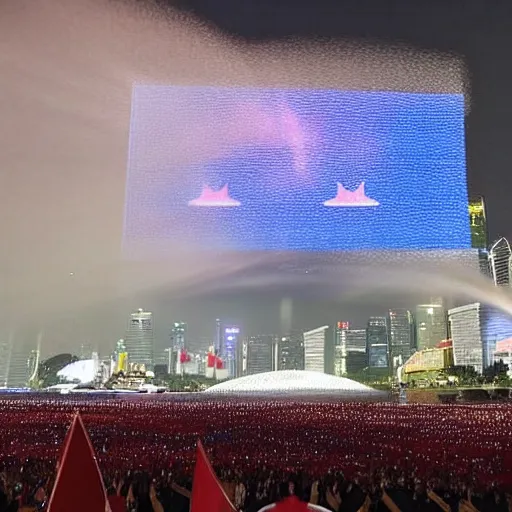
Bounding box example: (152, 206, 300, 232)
(171, 322, 187, 352)
(334, 322, 350, 376)
(334, 323, 367, 376)
(215, 318, 222, 354)
(222, 325, 241, 378)
(125, 308, 154, 369)
(415, 302, 447, 350)
(489, 238, 512, 286)
(304, 326, 329, 373)
(469, 196, 488, 250)
(448, 303, 484, 372)
(448, 303, 512, 373)
(0, 333, 13, 387)
(334, 326, 366, 376)
(246, 335, 276, 375)
(481, 306, 512, 368)
(388, 309, 414, 368)
(367, 317, 389, 368)
(279, 333, 305, 371)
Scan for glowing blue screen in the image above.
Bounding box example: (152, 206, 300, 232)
(123, 86, 470, 254)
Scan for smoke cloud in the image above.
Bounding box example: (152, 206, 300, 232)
(0, 0, 472, 353)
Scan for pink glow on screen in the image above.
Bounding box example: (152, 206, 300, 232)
(323, 182, 379, 207)
(188, 184, 241, 207)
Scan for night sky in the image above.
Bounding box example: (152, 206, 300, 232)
(171, 0, 512, 241)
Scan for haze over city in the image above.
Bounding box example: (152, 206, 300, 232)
(1, 0, 512, 358)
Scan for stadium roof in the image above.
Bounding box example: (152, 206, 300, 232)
(57, 359, 96, 384)
(204, 370, 381, 395)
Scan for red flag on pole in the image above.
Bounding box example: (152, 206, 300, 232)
(48, 412, 111, 512)
(191, 440, 236, 512)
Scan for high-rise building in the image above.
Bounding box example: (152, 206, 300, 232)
(489, 238, 512, 286)
(449, 303, 512, 373)
(279, 333, 304, 371)
(415, 302, 447, 351)
(304, 326, 329, 373)
(481, 307, 512, 368)
(334, 325, 366, 376)
(334, 322, 350, 376)
(246, 335, 276, 375)
(153, 348, 170, 374)
(469, 198, 491, 278)
(112, 339, 128, 374)
(7, 349, 32, 388)
(6, 331, 41, 388)
(222, 325, 241, 378)
(215, 318, 222, 354)
(366, 317, 389, 368)
(171, 322, 187, 352)
(448, 303, 484, 372)
(468, 197, 488, 249)
(0, 332, 13, 388)
(124, 308, 154, 369)
(388, 309, 414, 368)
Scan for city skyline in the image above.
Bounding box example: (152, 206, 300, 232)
(6, 281, 512, 387)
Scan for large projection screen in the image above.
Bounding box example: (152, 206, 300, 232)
(123, 85, 471, 261)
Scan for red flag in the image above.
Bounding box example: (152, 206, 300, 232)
(48, 413, 110, 512)
(191, 440, 236, 512)
(107, 495, 125, 512)
(180, 350, 192, 364)
(273, 496, 311, 511)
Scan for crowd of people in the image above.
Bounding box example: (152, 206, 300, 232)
(0, 394, 512, 511)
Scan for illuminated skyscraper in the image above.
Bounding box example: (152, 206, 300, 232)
(334, 323, 366, 376)
(449, 303, 482, 371)
(0, 332, 13, 388)
(7, 347, 34, 388)
(171, 322, 187, 352)
(246, 335, 276, 375)
(6, 331, 41, 388)
(345, 330, 367, 374)
(489, 237, 512, 286)
(415, 302, 447, 350)
(366, 317, 389, 368)
(448, 303, 512, 373)
(125, 308, 154, 369)
(222, 325, 241, 378)
(215, 318, 222, 354)
(388, 309, 414, 367)
(334, 322, 350, 376)
(468, 197, 487, 249)
(279, 333, 304, 371)
(468, 197, 491, 277)
(304, 326, 329, 373)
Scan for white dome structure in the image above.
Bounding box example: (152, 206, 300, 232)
(204, 370, 381, 395)
(57, 359, 97, 384)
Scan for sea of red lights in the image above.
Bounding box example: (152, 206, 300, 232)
(1, 396, 512, 488)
